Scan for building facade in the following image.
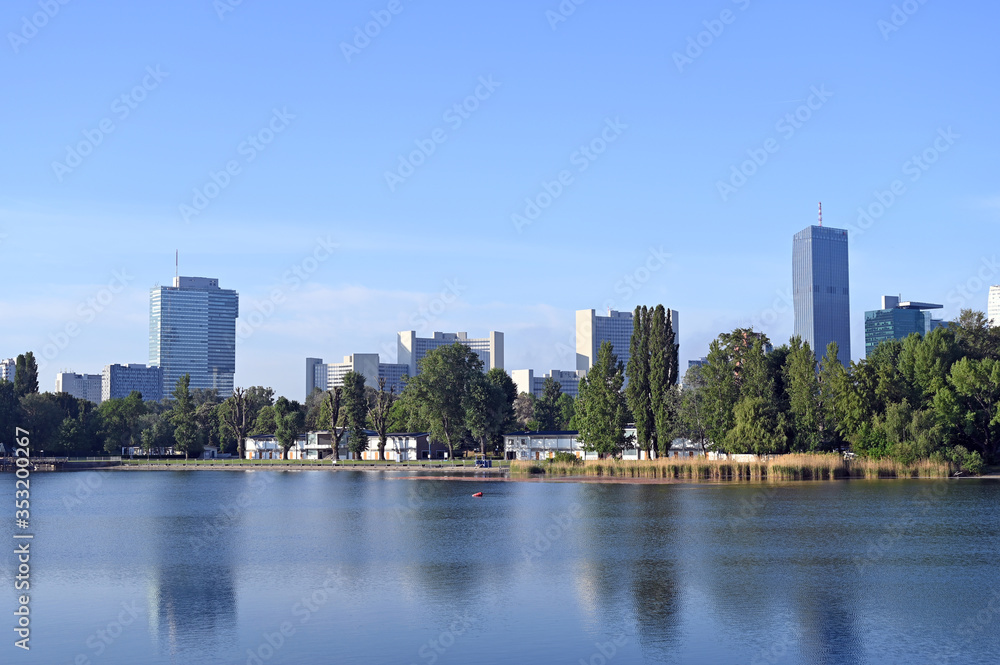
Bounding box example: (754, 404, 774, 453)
(102, 364, 164, 402)
(792, 225, 851, 362)
(864, 296, 944, 357)
(575, 308, 679, 372)
(989, 286, 1000, 327)
(397, 331, 503, 377)
(0, 358, 16, 382)
(149, 276, 238, 397)
(510, 369, 585, 398)
(55, 372, 103, 404)
(306, 354, 409, 397)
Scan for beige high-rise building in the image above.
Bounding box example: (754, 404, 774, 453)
(397, 331, 503, 377)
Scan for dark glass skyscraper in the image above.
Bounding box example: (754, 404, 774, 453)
(792, 225, 851, 362)
(150, 276, 239, 397)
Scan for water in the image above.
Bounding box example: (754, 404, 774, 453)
(2, 471, 999, 664)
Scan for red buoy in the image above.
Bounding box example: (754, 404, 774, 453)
(472, 492, 483, 497)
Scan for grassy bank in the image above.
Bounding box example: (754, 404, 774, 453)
(511, 454, 953, 480)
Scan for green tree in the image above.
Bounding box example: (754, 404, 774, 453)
(170, 375, 201, 459)
(139, 411, 174, 456)
(677, 366, 708, 451)
(648, 305, 679, 455)
(13, 352, 39, 399)
(341, 372, 369, 459)
(784, 337, 821, 452)
(465, 367, 516, 456)
(19, 393, 65, 452)
(576, 341, 632, 457)
(274, 397, 306, 459)
(406, 343, 484, 458)
(98, 391, 147, 455)
(626, 305, 653, 457)
(535, 377, 563, 431)
(513, 393, 535, 429)
(324, 387, 347, 460)
(557, 393, 575, 430)
(1, 380, 21, 442)
(939, 357, 1000, 462)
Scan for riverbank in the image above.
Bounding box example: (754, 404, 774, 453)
(511, 454, 955, 480)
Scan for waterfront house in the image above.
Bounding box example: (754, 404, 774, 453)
(245, 435, 308, 460)
(359, 433, 449, 461)
(503, 430, 706, 461)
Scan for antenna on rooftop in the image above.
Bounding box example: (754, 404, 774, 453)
(175, 250, 178, 279)
(818, 202, 823, 227)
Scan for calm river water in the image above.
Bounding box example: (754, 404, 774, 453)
(2, 471, 999, 664)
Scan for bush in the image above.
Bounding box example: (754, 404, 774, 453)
(551, 452, 581, 465)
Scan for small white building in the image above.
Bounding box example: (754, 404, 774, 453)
(245, 435, 309, 460)
(359, 433, 448, 461)
(504, 430, 706, 461)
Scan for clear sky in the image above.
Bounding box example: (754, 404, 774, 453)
(2, 0, 997, 401)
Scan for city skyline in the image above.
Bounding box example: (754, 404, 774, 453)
(2, 1, 998, 401)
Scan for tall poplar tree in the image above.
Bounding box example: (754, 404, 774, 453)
(626, 305, 653, 458)
(576, 341, 632, 457)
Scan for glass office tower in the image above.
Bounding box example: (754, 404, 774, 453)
(792, 225, 851, 362)
(150, 276, 239, 397)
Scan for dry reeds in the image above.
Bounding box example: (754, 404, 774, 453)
(510, 453, 952, 480)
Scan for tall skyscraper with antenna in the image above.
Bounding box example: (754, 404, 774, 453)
(149, 274, 239, 397)
(792, 203, 851, 362)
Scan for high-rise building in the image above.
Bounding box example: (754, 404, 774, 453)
(0, 358, 15, 382)
(307, 354, 408, 397)
(792, 224, 851, 362)
(989, 286, 1000, 327)
(102, 364, 164, 402)
(149, 276, 239, 397)
(575, 308, 679, 372)
(55, 372, 103, 404)
(510, 369, 586, 399)
(864, 296, 945, 357)
(397, 331, 503, 378)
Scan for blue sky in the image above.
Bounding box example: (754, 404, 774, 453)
(1, 0, 997, 400)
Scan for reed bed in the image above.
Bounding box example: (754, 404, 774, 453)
(510, 453, 953, 480)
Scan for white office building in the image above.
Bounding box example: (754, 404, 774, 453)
(397, 330, 503, 377)
(102, 364, 164, 402)
(576, 308, 678, 372)
(990, 286, 1000, 327)
(0, 358, 15, 382)
(55, 372, 104, 404)
(510, 369, 586, 398)
(306, 354, 408, 397)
